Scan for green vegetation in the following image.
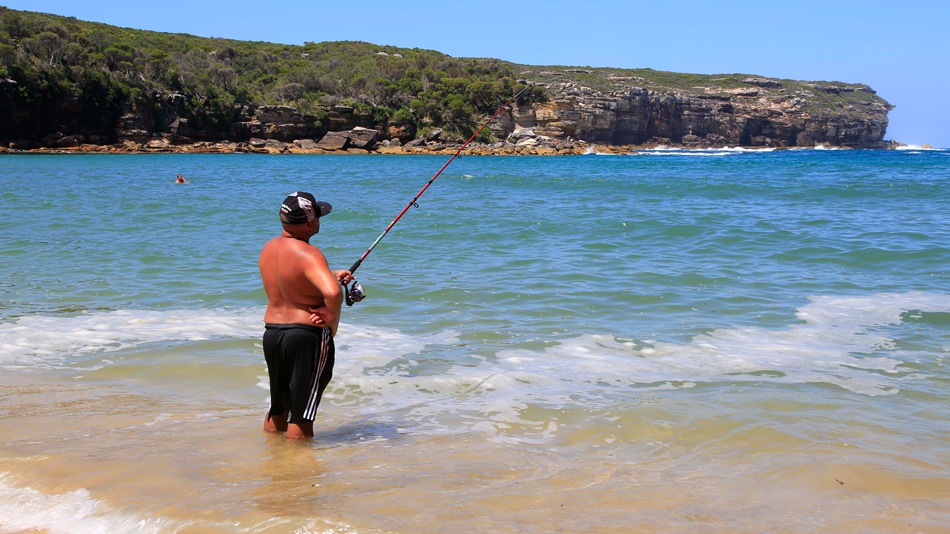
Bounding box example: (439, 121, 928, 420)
(515, 64, 883, 108)
(0, 7, 540, 141)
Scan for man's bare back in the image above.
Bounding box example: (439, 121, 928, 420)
(259, 233, 343, 335)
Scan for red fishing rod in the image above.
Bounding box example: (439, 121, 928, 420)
(343, 85, 530, 305)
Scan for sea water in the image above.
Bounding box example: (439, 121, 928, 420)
(0, 148, 947, 533)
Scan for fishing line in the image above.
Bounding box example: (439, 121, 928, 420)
(343, 85, 531, 306)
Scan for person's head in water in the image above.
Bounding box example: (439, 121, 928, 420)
(280, 192, 332, 236)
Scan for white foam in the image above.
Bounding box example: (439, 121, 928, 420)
(495, 291, 949, 398)
(322, 292, 950, 442)
(0, 473, 173, 534)
(0, 472, 350, 533)
(0, 306, 452, 374)
(3, 292, 946, 442)
(0, 308, 263, 370)
(636, 150, 733, 157)
(327, 325, 464, 408)
(334, 324, 460, 369)
(894, 144, 944, 151)
(633, 146, 775, 157)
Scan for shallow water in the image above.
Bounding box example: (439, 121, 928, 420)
(1, 148, 948, 532)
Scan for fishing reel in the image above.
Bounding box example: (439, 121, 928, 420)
(344, 278, 366, 306)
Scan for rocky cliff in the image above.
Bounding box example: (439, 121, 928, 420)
(511, 69, 892, 149)
(2, 78, 892, 155)
(103, 70, 895, 153)
(1, 64, 893, 154)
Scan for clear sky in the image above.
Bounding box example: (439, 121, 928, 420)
(4, 0, 949, 147)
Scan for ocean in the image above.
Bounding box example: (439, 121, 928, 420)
(0, 147, 947, 533)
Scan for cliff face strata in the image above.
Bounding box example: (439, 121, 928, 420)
(111, 76, 893, 152)
(508, 76, 892, 149)
(1, 71, 893, 153)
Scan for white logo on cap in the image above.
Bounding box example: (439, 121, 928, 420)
(298, 197, 316, 220)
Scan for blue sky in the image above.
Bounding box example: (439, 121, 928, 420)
(4, 1, 949, 147)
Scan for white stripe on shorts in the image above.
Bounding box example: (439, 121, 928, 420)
(302, 327, 330, 421)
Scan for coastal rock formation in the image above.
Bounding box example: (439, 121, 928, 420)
(2, 73, 892, 153)
(505, 77, 892, 149)
(100, 78, 891, 154)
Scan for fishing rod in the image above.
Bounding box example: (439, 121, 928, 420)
(343, 85, 530, 306)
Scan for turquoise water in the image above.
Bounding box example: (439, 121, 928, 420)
(1, 148, 948, 532)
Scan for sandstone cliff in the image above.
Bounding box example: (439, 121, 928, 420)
(511, 68, 892, 149)
(3, 73, 892, 155)
(98, 68, 894, 153)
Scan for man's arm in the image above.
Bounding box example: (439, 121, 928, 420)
(303, 249, 344, 336)
(309, 270, 353, 333)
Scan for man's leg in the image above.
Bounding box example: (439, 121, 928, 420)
(262, 327, 289, 433)
(263, 411, 288, 433)
(285, 327, 330, 440)
(286, 421, 314, 439)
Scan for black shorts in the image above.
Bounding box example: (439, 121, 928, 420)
(262, 323, 335, 425)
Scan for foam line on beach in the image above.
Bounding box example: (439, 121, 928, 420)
(0, 473, 170, 534)
(320, 291, 950, 441)
(0, 472, 350, 533)
(3, 292, 945, 439)
(499, 291, 948, 397)
(260, 291, 944, 447)
(0, 308, 263, 370)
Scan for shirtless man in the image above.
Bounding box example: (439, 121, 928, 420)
(258, 191, 351, 439)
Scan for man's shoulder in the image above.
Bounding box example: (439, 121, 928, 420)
(260, 236, 284, 253)
(262, 235, 304, 249)
(262, 236, 326, 260)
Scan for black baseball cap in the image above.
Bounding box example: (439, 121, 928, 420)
(280, 192, 332, 224)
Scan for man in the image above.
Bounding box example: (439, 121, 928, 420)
(258, 191, 352, 439)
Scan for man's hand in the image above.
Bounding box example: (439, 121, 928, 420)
(332, 270, 354, 284)
(308, 306, 329, 328)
